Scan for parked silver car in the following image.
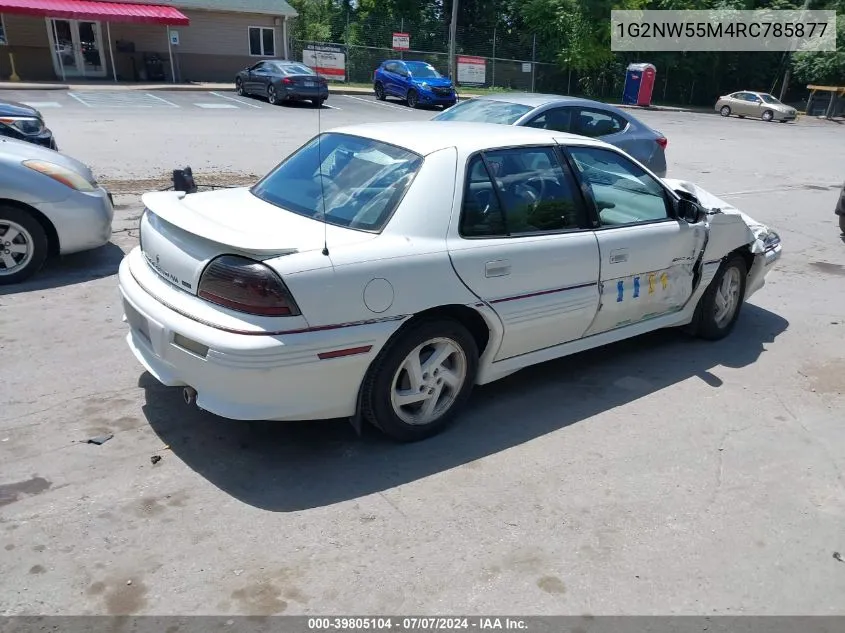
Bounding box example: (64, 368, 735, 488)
(715, 91, 797, 122)
(0, 138, 114, 284)
(431, 93, 668, 177)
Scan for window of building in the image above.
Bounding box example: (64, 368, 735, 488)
(460, 147, 588, 237)
(0, 15, 7, 46)
(249, 26, 275, 57)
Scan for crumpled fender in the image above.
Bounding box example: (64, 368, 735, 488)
(664, 178, 770, 256)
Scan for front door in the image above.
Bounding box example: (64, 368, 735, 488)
(47, 18, 107, 79)
(564, 144, 707, 336)
(447, 145, 601, 361)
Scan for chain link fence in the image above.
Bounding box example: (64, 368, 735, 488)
(287, 12, 806, 107)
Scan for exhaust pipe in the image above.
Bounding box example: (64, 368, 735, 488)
(183, 387, 197, 406)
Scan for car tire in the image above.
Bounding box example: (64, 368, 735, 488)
(310, 98, 321, 107)
(406, 89, 419, 109)
(267, 85, 279, 106)
(692, 254, 748, 341)
(720, 106, 731, 117)
(762, 110, 774, 122)
(374, 82, 386, 101)
(236, 79, 245, 96)
(0, 206, 49, 286)
(361, 318, 479, 442)
(839, 214, 845, 234)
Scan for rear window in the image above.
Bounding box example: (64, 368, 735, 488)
(276, 64, 316, 75)
(251, 133, 423, 232)
(432, 98, 533, 124)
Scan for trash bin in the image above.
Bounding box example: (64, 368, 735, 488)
(622, 63, 656, 107)
(143, 53, 166, 81)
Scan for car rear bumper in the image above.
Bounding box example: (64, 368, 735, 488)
(118, 248, 401, 422)
(283, 86, 329, 101)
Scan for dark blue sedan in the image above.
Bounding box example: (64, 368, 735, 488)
(373, 60, 457, 109)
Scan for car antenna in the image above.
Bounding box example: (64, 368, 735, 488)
(317, 83, 329, 257)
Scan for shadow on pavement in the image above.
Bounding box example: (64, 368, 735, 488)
(140, 303, 788, 512)
(0, 241, 125, 295)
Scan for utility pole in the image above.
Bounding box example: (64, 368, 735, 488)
(779, 0, 812, 101)
(448, 0, 459, 80)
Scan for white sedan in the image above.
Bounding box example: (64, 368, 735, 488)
(118, 122, 782, 442)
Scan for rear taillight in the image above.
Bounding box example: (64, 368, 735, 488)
(283, 77, 293, 84)
(197, 255, 301, 317)
(656, 136, 668, 149)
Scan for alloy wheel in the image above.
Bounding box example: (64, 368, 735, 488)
(389, 337, 467, 426)
(0, 220, 35, 277)
(713, 265, 741, 328)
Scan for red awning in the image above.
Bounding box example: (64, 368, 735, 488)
(0, 0, 189, 25)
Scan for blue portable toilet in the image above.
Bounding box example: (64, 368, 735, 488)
(622, 62, 657, 106)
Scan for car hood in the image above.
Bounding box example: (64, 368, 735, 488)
(0, 99, 41, 118)
(413, 77, 453, 88)
(0, 137, 95, 182)
(664, 178, 776, 254)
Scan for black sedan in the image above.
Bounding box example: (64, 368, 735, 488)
(235, 60, 329, 107)
(0, 100, 57, 150)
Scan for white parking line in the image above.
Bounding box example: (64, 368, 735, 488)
(22, 101, 62, 108)
(322, 103, 342, 110)
(144, 93, 180, 108)
(340, 94, 410, 112)
(209, 91, 262, 109)
(195, 103, 238, 109)
(67, 92, 93, 107)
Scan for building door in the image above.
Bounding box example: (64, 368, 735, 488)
(46, 18, 107, 79)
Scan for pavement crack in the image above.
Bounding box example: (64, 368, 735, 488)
(705, 425, 752, 513)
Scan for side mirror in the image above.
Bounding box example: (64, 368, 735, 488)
(676, 198, 703, 223)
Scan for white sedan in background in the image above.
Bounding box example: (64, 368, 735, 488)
(118, 122, 782, 442)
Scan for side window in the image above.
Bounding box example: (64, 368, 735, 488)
(460, 147, 588, 237)
(567, 146, 670, 226)
(384, 62, 397, 73)
(524, 107, 574, 133)
(571, 108, 627, 138)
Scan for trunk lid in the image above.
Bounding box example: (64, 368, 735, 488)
(138, 187, 376, 295)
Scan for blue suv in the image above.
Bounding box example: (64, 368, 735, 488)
(373, 60, 457, 109)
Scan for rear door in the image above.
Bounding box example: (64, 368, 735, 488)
(446, 144, 601, 361)
(563, 144, 707, 336)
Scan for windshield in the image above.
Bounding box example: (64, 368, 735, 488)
(432, 98, 533, 124)
(407, 62, 441, 78)
(759, 93, 782, 104)
(251, 133, 423, 232)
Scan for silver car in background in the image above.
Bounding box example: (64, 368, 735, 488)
(431, 93, 669, 177)
(0, 138, 114, 285)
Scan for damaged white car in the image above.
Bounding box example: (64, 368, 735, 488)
(118, 122, 782, 442)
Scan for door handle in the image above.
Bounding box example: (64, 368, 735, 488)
(485, 260, 511, 278)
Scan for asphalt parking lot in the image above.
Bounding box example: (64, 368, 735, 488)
(1, 89, 844, 616)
